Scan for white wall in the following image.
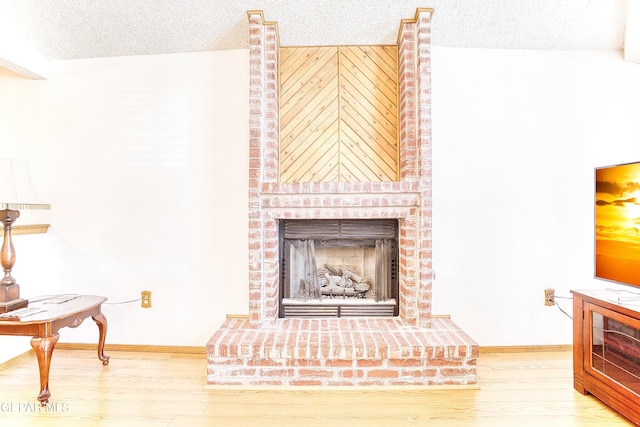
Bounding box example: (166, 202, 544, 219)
(432, 48, 640, 346)
(0, 47, 639, 363)
(0, 50, 250, 361)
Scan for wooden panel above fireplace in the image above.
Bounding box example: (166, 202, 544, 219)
(279, 45, 398, 183)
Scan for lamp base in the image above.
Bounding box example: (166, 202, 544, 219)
(0, 298, 28, 313)
(0, 283, 28, 313)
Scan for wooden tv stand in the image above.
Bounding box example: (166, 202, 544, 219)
(572, 289, 640, 425)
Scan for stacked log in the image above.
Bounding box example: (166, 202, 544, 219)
(316, 264, 371, 298)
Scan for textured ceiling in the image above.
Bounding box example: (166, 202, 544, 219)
(0, 0, 629, 61)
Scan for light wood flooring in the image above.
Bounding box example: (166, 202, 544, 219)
(0, 348, 633, 426)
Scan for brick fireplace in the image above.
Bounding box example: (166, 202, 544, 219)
(206, 9, 478, 386)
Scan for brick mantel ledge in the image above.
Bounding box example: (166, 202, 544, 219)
(260, 181, 421, 194)
(259, 181, 423, 216)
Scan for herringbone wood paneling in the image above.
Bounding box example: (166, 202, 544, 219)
(280, 47, 340, 182)
(339, 46, 398, 182)
(279, 45, 398, 183)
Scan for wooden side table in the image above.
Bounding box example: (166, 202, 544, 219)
(0, 294, 109, 404)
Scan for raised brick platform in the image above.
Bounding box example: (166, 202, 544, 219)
(206, 317, 478, 386)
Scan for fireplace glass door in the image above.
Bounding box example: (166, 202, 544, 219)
(280, 219, 398, 318)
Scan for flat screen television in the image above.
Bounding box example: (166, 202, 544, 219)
(595, 161, 640, 287)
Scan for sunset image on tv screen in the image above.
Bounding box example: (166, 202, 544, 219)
(595, 162, 640, 287)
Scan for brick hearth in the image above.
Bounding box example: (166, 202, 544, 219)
(207, 9, 478, 387)
(207, 317, 477, 386)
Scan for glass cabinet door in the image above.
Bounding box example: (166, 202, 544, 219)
(589, 306, 640, 395)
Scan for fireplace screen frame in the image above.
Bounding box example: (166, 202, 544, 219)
(278, 219, 399, 318)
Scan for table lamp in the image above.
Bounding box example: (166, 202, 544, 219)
(0, 159, 50, 313)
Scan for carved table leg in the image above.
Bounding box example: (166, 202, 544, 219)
(30, 332, 60, 405)
(92, 312, 110, 365)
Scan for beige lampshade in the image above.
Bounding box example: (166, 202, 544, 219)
(0, 158, 50, 211)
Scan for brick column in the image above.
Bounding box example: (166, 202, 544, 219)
(397, 21, 417, 181)
(247, 11, 280, 327)
(398, 9, 434, 328)
(416, 9, 434, 328)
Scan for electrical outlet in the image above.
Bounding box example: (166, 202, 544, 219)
(544, 288, 555, 306)
(141, 290, 152, 308)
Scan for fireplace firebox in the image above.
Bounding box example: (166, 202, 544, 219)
(279, 219, 399, 318)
